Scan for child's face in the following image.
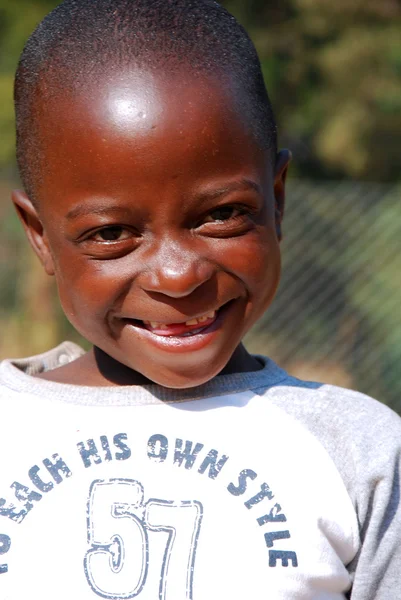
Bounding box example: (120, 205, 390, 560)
(14, 70, 289, 388)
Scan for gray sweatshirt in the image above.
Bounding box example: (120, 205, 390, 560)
(0, 342, 399, 599)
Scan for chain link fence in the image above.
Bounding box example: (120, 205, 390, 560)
(1, 178, 401, 412)
(246, 179, 401, 413)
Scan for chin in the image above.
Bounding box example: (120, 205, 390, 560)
(143, 360, 229, 389)
(147, 370, 220, 390)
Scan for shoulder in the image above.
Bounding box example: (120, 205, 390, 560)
(263, 373, 401, 455)
(239, 356, 400, 446)
(265, 375, 401, 445)
(0, 342, 84, 395)
(257, 373, 401, 505)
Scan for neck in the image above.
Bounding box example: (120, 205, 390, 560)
(37, 343, 262, 387)
(93, 342, 261, 386)
(218, 343, 263, 376)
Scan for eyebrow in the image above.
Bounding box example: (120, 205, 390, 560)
(66, 205, 130, 220)
(195, 178, 263, 202)
(65, 178, 262, 220)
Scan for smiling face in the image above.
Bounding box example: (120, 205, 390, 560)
(13, 70, 289, 388)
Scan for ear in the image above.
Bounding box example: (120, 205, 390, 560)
(12, 190, 55, 276)
(273, 149, 291, 241)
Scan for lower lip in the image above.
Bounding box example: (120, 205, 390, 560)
(123, 302, 234, 354)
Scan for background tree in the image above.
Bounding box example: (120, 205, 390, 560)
(224, 0, 401, 180)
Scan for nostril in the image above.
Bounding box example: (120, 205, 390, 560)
(138, 250, 215, 298)
(140, 271, 212, 298)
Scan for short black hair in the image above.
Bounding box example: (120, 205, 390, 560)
(14, 0, 277, 203)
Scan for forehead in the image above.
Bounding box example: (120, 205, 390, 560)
(35, 70, 268, 204)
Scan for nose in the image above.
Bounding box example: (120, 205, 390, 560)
(138, 237, 215, 298)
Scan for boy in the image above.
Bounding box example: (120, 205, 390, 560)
(0, 0, 400, 598)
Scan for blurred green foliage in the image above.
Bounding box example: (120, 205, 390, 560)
(224, 0, 401, 181)
(0, 0, 55, 167)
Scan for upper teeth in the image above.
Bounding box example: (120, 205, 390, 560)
(144, 310, 216, 329)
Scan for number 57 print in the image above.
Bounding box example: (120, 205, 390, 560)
(84, 479, 203, 600)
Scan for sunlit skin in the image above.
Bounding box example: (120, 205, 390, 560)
(13, 70, 290, 388)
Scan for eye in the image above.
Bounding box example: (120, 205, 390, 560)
(203, 206, 242, 223)
(196, 204, 256, 238)
(91, 226, 132, 242)
(76, 223, 141, 259)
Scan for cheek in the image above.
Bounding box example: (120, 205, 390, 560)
(220, 229, 281, 294)
(53, 253, 123, 322)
